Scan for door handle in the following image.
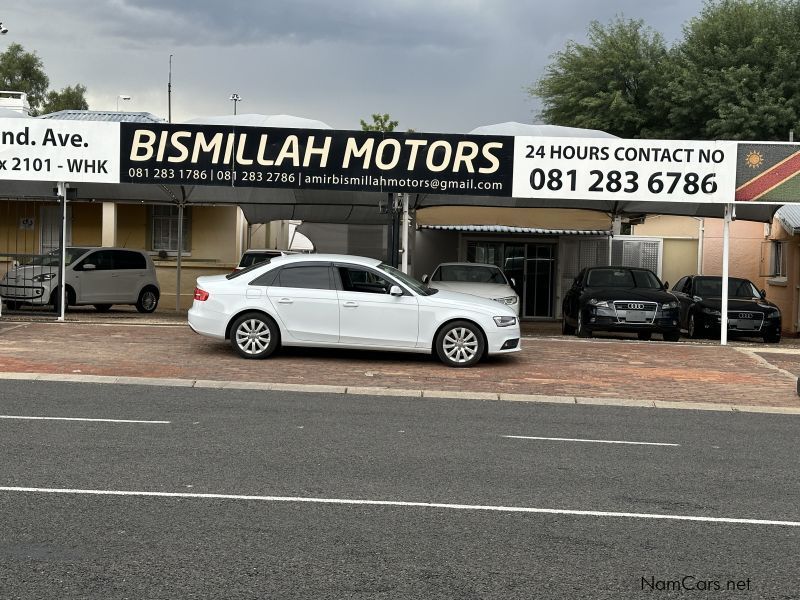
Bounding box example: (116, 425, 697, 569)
(342, 301, 358, 307)
(278, 298, 293, 304)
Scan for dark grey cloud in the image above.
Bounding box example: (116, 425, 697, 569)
(3, 1, 703, 133)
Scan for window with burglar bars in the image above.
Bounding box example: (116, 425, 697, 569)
(150, 205, 190, 253)
(611, 238, 662, 274)
(560, 237, 611, 295)
(760, 240, 787, 278)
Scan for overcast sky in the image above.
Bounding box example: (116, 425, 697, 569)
(4, 1, 701, 133)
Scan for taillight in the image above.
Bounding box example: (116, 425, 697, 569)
(194, 287, 209, 301)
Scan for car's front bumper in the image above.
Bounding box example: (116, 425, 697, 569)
(485, 323, 522, 355)
(695, 312, 781, 338)
(0, 283, 50, 305)
(582, 306, 681, 334)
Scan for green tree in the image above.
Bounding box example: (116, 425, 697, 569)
(40, 84, 89, 114)
(531, 18, 668, 138)
(657, 0, 800, 140)
(360, 113, 400, 132)
(0, 43, 89, 115)
(0, 43, 49, 111)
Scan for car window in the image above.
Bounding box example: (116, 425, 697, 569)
(80, 250, 116, 271)
(586, 268, 662, 289)
(338, 267, 391, 294)
(376, 263, 435, 296)
(249, 269, 279, 287)
(730, 278, 761, 298)
(694, 278, 722, 297)
(115, 250, 147, 270)
(672, 277, 688, 293)
(276, 265, 332, 290)
(239, 251, 280, 268)
(27, 248, 90, 267)
(437, 265, 507, 284)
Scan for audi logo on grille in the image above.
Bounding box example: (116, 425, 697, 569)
(627, 303, 645, 310)
(738, 312, 754, 319)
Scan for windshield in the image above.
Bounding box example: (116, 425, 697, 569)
(23, 248, 90, 267)
(435, 264, 508, 284)
(377, 263, 436, 296)
(695, 277, 760, 298)
(586, 268, 662, 289)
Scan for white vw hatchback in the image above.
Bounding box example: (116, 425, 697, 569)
(188, 254, 521, 367)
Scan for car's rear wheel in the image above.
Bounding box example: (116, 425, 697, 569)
(637, 332, 652, 341)
(135, 287, 159, 313)
(576, 311, 591, 338)
(94, 304, 112, 312)
(663, 332, 680, 342)
(435, 320, 485, 368)
(230, 312, 280, 359)
(562, 314, 575, 335)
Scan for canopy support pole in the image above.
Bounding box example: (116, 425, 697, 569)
(401, 193, 410, 273)
(176, 202, 184, 312)
(720, 203, 734, 345)
(57, 181, 68, 322)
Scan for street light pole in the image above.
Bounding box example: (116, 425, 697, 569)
(229, 93, 241, 115)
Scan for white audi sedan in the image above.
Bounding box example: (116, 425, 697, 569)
(188, 254, 520, 367)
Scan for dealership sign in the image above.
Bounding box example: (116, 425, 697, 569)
(0, 116, 795, 203)
(512, 137, 737, 203)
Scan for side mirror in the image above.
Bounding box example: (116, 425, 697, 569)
(510, 278, 516, 287)
(389, 285, 403, 297)
(421, 274, 429, 284)
(663, 281, 669, 290)
(82, 263, 96, 271)
(760, 288, 767, 298)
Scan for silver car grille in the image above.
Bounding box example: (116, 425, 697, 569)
(726, 311, 765, 331)
(612, 301, 659, 324)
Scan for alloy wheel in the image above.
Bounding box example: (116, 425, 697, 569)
(442, 327, 480, 364)
(235, 318, 272, 355)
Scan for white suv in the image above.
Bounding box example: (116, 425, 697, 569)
(0, 247, 160, 313)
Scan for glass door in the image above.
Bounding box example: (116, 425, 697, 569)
(524, 243, 556, 318)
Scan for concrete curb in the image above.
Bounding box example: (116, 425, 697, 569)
(2, 371, 799, 415)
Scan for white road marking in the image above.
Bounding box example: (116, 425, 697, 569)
(0, 486, 795, 527)
(0, 415, 171, 424)
(503, 435, 679, 447)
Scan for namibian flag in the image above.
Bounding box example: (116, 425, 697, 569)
(736, 143, 800, 201)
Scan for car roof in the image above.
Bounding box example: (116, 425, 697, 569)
(435, 262, 500, 268)
(268, 253, 383, 267)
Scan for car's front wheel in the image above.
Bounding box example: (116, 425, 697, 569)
(435, 320, 485, 368)
(135, 287, 159, 313)
(688, 313, 700, 339)
(763, 331, 781, 344)
(576, 311, 591, 338)
(4, 300, 20, 310)
(562, 314, 575, 335)
(230, 312, 280, 359)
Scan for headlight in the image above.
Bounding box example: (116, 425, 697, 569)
(493, 316, 517, 327)
(701, 307, 721, 316)
(588, 298, 609, 308)
(493, 296, 518, 305)
(32, 273, 56, 282)
(661, 301, 679, 309)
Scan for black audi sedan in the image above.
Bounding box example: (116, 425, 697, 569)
(562, 266, 681, 341)
(671, 275, 781, 343)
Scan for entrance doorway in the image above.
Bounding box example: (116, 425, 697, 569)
(466, 241, 556, 319)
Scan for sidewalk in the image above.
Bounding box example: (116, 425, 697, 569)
(1, 309, 799, 412)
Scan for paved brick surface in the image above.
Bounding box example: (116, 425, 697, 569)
(0, 312, 798, 408)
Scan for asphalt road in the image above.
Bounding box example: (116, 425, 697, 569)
(1, 380, 798, 599)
